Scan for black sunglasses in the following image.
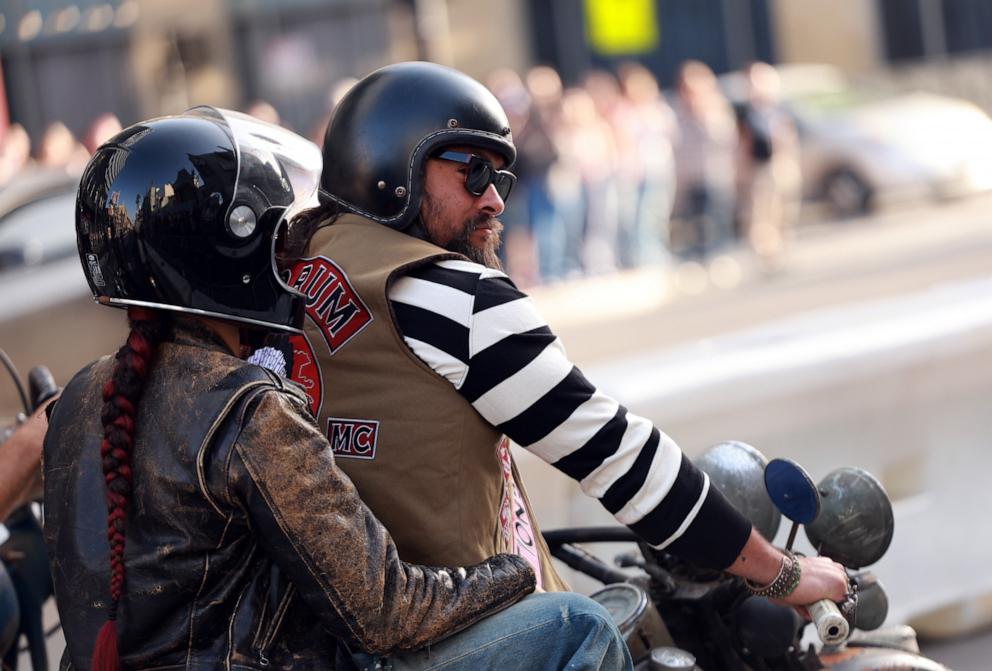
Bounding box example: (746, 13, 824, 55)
(434, 150, 516, 201)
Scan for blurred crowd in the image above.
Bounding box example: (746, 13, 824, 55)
(0, 114, 124, 188)
(484, 60, 803, 288)
(0, 59, 802, 287)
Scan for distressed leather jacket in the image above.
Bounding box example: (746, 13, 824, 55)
(43, 321, 534, 670)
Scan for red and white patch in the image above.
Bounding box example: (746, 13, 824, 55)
(289, 257, 372, 355)
(497, 437, 543, 589)
(288, 334, 323, 417)
(327, 418, 379, 460)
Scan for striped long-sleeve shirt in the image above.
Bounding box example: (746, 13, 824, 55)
(389, 259, 751, 569)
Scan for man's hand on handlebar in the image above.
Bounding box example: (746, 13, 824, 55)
(776, 555, 850, 611)
(728, 529, 850, 611)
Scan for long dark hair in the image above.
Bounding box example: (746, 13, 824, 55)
(277, 200, 342, 267)
(91, 307, 169, 671)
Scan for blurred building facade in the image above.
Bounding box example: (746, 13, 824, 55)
(4, 1, 992, 147)
(0, 0, 414, 143)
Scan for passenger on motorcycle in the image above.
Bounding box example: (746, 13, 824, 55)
(287, 61, 850, 611)
(43, 108, 631, 671)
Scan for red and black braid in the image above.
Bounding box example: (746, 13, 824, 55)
(92, 307, 169, 671)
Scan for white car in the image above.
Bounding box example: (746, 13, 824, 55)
(792, 88, 992, 217)
(0, 169, 122, 420)
(0, 169, 87, 324)
(726, 64, 992, 217)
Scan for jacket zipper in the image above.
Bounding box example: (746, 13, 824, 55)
(255, 583, 296, 666)
(249, 590, 271, 652)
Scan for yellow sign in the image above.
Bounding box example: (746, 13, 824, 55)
(585, 0, 659, 55)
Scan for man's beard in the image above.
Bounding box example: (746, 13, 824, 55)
(448, 214, 504, 269)
(421, 195, 504, 270)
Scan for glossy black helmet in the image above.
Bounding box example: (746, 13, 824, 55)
(319, 61, 515, 230)
(76, 106, 322, 333)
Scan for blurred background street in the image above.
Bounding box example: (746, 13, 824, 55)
(520, 193, 992, 668)
(2, 0, 992, 668)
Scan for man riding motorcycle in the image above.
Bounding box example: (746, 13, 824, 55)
(1, 381, 56, 671)
(43, 107, 630, 671)
(287, 61, 849, 611)
(0, 404, 50, 523)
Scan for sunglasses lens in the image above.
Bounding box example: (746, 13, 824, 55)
(446, 152, 514, 201)
(464, 161, 493, 196)
(493, 173, 514, 200)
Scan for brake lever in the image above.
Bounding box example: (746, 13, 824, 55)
(839, 578, 858, 624)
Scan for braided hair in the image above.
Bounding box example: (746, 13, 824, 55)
(91, 307, 168, 671)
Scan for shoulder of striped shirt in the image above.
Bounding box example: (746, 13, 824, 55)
(390, 258, 515, 324)
(384, 260, 482, 388)
(433, 258, 509, 282)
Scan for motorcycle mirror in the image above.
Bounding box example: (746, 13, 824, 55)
(851, 572, 889, 631)
(695, 441, 782, 541)
(764, 458, 820, 524)
(805, 467, 894, 569)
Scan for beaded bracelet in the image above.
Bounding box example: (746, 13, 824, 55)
(745, 551, 802, 599)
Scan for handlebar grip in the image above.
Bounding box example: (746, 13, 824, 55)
(809, 598, 849, 646)
(27, 366, 58, 412)
(548, 543, 630, 585)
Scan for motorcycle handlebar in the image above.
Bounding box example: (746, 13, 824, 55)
(543, 527, 640, 545)
(27, 366, 58, 413)
(809, 599, 849, 646)
(547, 542, 631, 585)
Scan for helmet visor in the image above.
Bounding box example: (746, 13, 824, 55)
(189, 106, 322, 331)
(198, 107, 323, 221)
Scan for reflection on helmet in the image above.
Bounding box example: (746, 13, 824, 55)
(76, 107, 322, 332)
(319, 61, 516, 231)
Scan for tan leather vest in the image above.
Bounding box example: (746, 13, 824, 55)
(290, 214, 567, 591)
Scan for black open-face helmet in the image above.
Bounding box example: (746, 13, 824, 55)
(76, 106, 322, 333)
(319, 61, 516, 231)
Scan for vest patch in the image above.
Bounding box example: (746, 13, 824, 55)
(497, 437, 543, 589)
(327, 417, 379, 460)
(288, 333, 323, 416)
(290, 256, 372, 355)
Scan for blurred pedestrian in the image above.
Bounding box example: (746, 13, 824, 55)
(736, 62, 802, 271)
(245, 100, 281, 126)
(671, 61, 737, 262)
(561, 86, 619, 274)
(527, 66, 585, 279)
(586, 69, 643, 269)
(489, 68, 556, 286)
(36, 122, 88, 175)
(618, 62, 678, 268)
(83, 113, 123, 155)
(0, 124, 32, 188)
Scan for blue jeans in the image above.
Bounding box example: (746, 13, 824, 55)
(352, 592, 633, 671)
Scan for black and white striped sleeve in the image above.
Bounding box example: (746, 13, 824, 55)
(389, 259, 751, 569)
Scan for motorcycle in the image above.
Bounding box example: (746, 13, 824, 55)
(544, 440, 949, 670)
(0, 350, 951, 670)
(1, 349, 59, 671)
